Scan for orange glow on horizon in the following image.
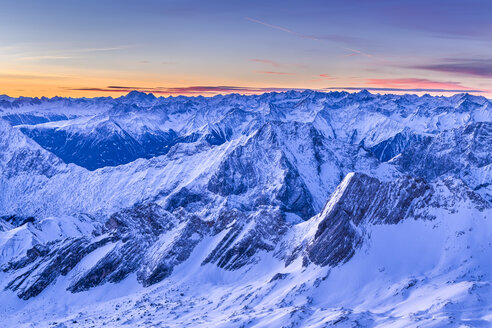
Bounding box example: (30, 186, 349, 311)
(0, 75, 490, 99)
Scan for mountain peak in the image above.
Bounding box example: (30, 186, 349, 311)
(122, 90, 156, 102)
(353, 89, 373, 100)
(308, 173, 432, 267)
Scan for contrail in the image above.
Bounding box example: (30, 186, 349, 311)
(246, 17, 374, 59)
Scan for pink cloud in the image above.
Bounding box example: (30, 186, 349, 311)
(412, 59, 492, 78)
(365, 78, 473, 91)
(250, 58, 283, 68)
(64, 85, 300, 96)
(255, 71, 295, 75)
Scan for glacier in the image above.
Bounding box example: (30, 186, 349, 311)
(0, 90, 491, 327)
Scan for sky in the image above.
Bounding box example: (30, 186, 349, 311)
(1, 0, 492, 98)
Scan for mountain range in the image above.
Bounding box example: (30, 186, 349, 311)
(0, 90, 491, 327)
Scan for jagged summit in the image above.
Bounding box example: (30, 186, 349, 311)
(356, 88, 372, 96)
(122, 90, 156, 100)
(308, 172, 432, 267)
(117, 90, 158, 106)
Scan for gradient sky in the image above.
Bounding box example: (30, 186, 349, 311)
(1, 0, 492, 97)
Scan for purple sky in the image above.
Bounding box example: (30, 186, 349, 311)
(1, 0, 491, 97)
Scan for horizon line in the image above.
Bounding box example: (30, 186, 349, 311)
(1, 86, 489, 100)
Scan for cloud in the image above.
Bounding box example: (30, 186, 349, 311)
(249, 58, 283, 68)
(246, 17, 300, 36)
(0, 73, 71, 80)
(365, 78, 474, 91)
(250, 58, 307, 69)
(64, 77, 489, 97)
(316, 34, 368, 46)
(320, 75, 489, 94)
(73, 45, 133, 53)
(412, 59, 492, 78)
(13, 45, 134, 62)
(255, 71, 295, 75)
(64, 85, 300, 95)
(246, 17, 373, 59)
(309, 73, 336, 82)
(324, 87, 486, 93)
(19, 55, 75, 61)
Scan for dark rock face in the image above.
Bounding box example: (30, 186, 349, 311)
(204, 124, 233, 146)
(270, 272, 289, 282)
(206, 135, 265, 197)
(369, 130, 430, 162)
(308, 173, 432, 267)
(0, 215, 35, 227)
(391, 122, 492, 202)
(393, 122, 492, 180)
(203, 209, 288, 270)
(2, 202, 291, 299)
(4, 236, 114, 300)
(276, 156, 316, 219)
(164, 188, 210, 212)
(207, 123, 317, 220)
(137, 214, 210, 286)
(68, 204, 178, 292)
(2, 203, 179, 298)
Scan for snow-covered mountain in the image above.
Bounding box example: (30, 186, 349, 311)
(0, 90, 491, 327)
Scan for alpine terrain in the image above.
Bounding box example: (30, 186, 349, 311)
(0, 90, 491, 327)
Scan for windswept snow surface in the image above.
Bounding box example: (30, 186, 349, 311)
(0, 90, 491, 327)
